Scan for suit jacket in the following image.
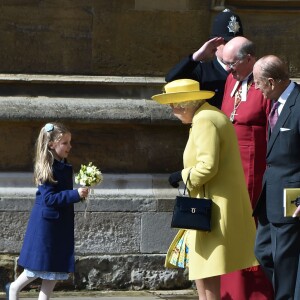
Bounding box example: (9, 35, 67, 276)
(254, 83, 300, 224)
(18, 159, 81, 273)
(165, 56, 228, 109)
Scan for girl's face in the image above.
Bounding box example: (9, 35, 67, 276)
(49, 132, 72, 161)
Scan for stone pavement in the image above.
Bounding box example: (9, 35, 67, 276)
(0, 290, 198, 300)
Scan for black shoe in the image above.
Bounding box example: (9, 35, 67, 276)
(5, 282, 11, 300)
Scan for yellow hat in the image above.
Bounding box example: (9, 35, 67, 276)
(151, 79, 215, 104)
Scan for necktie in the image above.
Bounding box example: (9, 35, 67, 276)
(269, 101, 280, 132)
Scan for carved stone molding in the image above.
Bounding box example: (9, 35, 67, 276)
(211, 0, 226, 11)
(212, 0, 300, 11)
(213, 0, 300, 10)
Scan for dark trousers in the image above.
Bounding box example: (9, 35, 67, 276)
(255, 218, 300, 299)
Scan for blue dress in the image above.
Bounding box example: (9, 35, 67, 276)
(18, 160, 81, 277)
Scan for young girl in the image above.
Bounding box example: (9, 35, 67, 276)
(6, 122, 89, 300)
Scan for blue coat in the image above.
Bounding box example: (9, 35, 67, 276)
(18, 160, 81, 273)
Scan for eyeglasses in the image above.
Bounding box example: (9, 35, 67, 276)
(223, 58, 244, 69)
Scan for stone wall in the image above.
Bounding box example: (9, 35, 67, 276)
(0, 75, 192, 292)
(0, 75, 189, 173)
(0, 173, 191, 291)
(0, 0, 300, 292)
(0, 1, 299, 76)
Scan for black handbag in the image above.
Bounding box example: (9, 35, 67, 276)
(171, 172, 212, 231)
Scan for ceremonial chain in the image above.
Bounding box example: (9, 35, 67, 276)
(229, 79, 253, 122)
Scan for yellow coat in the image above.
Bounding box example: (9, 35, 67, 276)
(165, 102, 258, 280)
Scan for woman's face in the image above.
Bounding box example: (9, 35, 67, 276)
(170, 103, 199, 124)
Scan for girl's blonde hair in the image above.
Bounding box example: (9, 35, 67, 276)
(34, 122, 70, 186)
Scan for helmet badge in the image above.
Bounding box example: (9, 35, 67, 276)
(227, 16, 240, 35)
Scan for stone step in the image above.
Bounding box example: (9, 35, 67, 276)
(0, 74, 298, 99)
(0, 74, 176, 124)
(0, 172, 179, 265)
(0, 96, 176, 124)
(0, 172, 177, 202)
(0, 74, 165, 99)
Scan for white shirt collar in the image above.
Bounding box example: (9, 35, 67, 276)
(277, 81, 295, 114)
(278, 81, 295, 104)
(230, 73, 253, 101)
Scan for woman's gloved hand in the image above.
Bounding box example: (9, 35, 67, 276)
(168, 171, 183, 188)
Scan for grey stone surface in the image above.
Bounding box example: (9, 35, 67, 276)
(0, 97, 176, 124)
(75, 212, 141, 254)
(73, 255, 189, 290)
(0, 72, 189, 291)
(141, 212, 176, 254)
(0, 289, 199, 299)
(0, 1, 299, 78)
(0, 172, 190, 291)
(0, 212, 29, 251)
(0, 173, 178, 255)
(0, 75, 174, 124)
(0, 76, 188, 174)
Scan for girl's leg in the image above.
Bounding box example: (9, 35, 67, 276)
(195, 276, 220, 300)
(38, 280, 57, 300)
(9, 270, 36, 300)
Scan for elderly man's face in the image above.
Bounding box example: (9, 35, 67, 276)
(253, 65, 273, 99)
(222, 53, 252, 81)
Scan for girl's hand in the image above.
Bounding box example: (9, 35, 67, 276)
(78, 187, 89, 199)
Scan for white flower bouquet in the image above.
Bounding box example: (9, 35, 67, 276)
(75, 162, 103, 187)
(75, 162, 103, 217)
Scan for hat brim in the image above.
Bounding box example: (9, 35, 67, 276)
(151, 91, 215, 104)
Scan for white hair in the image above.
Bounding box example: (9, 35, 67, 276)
(173, 100, 205, 108)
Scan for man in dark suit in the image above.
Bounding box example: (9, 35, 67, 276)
(165, 9, 243, 109)
(253, 55, 300, 299)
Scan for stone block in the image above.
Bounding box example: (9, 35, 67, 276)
(0, 2, 299, 77)
(135, 0, 189, 11)
(0, 212, 28, 253)
(0, 255, 16, 287)
(0, 172, 189, 291)
(74, 254, 190, 290)
(75, 212, 141, 255)
(140, 212, 177, 254)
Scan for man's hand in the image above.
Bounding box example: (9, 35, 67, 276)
(192, 37, 225, 62)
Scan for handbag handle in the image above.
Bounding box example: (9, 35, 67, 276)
(182, 169, 206, 197)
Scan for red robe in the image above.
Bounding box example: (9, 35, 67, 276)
(221, 74, 274, 300)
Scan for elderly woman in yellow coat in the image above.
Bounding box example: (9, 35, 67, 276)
(152, 79, 258, 300)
